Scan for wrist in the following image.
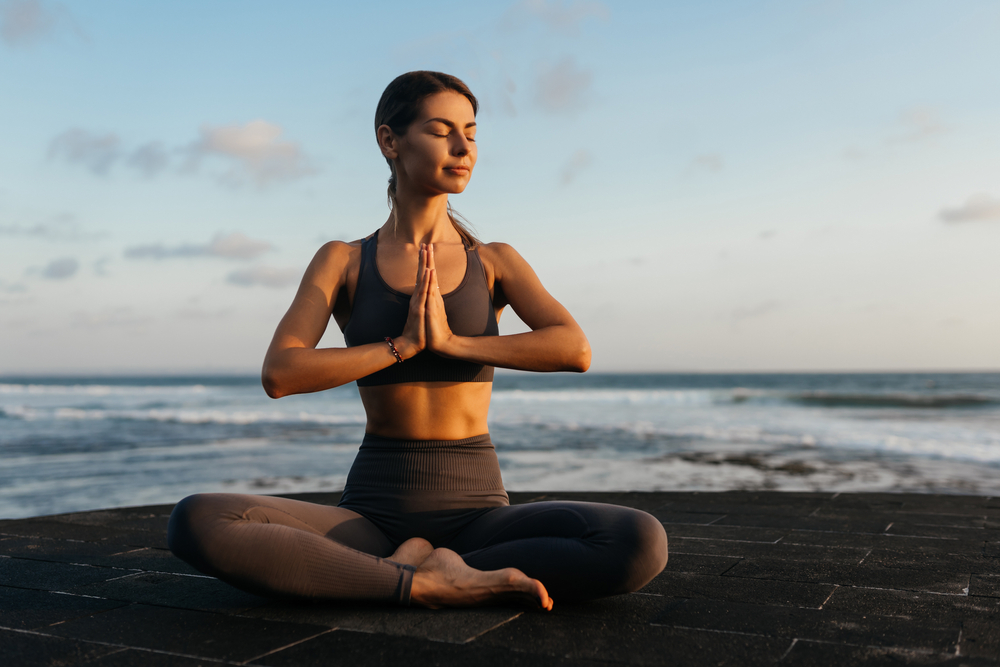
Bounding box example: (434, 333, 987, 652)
(392, 335, 421, 360)
(431, 332, 461, 358)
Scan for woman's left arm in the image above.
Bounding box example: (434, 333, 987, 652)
(425, 242, 591, 372)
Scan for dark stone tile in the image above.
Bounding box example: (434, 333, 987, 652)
(714, 513, 892, 533)
(782, 530, 987, 555)
(45, 507, 173, 534)
(886, 522, 998, 541)
(69, 572, 266, 614)
(0, 536, 138, 563)
(89, 547, 202, 576)
(863, 549, 1000, 575)
(652, 598, 960, 652)
(0, 537, 199, 575)
(0, 556, 127, 591)
(648, 510, 727, 525)
(986, 542, 1000, 558)
(87, 649, 223, 666)
(822, 586, 1000, 622)
(0, 518, 164, 548)
(664, 551, 741, 575)
(241, 600, 522, 644)
(813, 509, 989, 529)
(249, 627, 607, 667)
(47, 603, 326, 662)
(474, 612, 790, 666)
(657, 499, 827, 517)
(659, 523, 788, 542)
(0, 627, 123, 666)
(971, 575, 1000, 598)
(962, 616, 1000, 660)
(895, 495, 993, 514)
(639, 571, 835, 608)
(726, 558, 971, 594)
(0, 586, 126, 630)
(779, 639, 968, 666)
(668, 536, 869, 563)
(547, 591, 671, 622)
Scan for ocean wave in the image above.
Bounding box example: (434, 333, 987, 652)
(491, 387, 999, 410)
(790, 391, 998, 409)
(0, 405, 366, 426)
(0, 383, 211, 396)
(491, 388, 755, 405)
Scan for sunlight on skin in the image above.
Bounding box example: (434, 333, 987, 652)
(390, 537, 553, 611)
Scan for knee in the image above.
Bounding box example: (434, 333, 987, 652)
(167, 493, 220, 565)
(619, 510, 668, 593)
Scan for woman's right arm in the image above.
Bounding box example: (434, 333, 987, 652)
(260, 241, 429, 398)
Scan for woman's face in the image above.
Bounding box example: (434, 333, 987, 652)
(392, 91, 477, 195)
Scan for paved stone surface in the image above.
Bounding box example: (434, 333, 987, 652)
(1, 491, 998, 666)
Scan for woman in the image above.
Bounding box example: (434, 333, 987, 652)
(168, 71, 667, 609)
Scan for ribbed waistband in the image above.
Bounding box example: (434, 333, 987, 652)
(344, 433, 505, 492)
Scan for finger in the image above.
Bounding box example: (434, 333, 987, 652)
(415, 244, 426, 289)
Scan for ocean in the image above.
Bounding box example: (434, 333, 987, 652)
(2, 372, 999, 520)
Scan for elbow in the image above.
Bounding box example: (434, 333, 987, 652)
(568, 339, 591, 373)
(261, 363, 289, 399)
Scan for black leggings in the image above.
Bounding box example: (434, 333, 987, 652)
(167, 493, 668, 604)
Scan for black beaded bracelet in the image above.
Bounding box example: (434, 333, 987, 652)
(384, 337, 403, 364)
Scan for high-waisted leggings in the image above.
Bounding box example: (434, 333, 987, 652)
(167, 434, 668, 605)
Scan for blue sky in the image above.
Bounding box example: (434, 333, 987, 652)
(1, 0, 998, 374)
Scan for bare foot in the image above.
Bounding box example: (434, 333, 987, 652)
(388, 537, 434, 568)
(409, 547, 553, 611)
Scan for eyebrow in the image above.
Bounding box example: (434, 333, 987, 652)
(423, 118, 477, 129)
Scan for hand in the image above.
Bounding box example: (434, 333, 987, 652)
(394, 244, 431, 359)
(424, 244, 455, 355)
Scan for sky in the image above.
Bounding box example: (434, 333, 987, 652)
(1, 0, 999, 374)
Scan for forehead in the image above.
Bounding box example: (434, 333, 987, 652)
(417, 91, 476, 123)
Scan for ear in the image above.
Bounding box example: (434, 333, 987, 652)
(376, 125, 399, 160)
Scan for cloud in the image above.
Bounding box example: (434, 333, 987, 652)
(887, 107, 945, 144)
(0, 280, 28, 293)
(534, 56, 592, 113)
(48, 129, 122, 175)
(126, 141, 170, 177)
(559, 149, 592, 185)
(40, 256, 78, 279)
(1, 0, 55, 46)
(124, 232, 273, 260)
(47, 121, 316, 188)
(226, 265, 299, 288)
(502, 0, 609, 36)
(687, 154, 724, 174)
(0, 213, 103, 241)
(188, 120, 316, 188)
(939, 194, 1000, 223)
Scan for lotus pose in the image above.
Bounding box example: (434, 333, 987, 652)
(168, 71, 667, 609)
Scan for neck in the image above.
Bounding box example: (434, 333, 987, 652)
(381, 184, 460, 246)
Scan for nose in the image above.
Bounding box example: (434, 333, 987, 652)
(451, 134, 472, 157)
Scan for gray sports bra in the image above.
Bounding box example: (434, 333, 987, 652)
(342, 231, 499, 386)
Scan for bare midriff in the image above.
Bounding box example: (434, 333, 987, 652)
(359, 382, 493, 440)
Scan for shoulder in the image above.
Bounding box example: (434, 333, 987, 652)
(304, 239, 365, 284)
(477, 242, 532, 281)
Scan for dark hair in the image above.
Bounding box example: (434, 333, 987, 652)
(375, 71, 480, 246)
